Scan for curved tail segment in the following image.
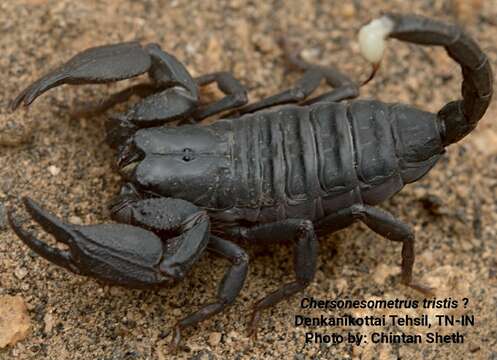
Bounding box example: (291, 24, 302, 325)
(359, 13, 493, 146)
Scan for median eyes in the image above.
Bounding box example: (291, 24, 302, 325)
(182, 148, 195, 162)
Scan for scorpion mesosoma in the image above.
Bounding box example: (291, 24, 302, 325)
(8, 13, 492, 349)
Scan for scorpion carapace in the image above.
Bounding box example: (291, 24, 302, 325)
(8, 13, 492, 350)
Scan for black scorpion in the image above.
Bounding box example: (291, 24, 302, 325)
(8, 13, 493, 349)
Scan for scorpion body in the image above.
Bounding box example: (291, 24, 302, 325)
(131, 101, 442, 225)
(7, 13, 492, 350)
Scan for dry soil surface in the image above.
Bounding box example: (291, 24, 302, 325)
(1, 1, 496, 359)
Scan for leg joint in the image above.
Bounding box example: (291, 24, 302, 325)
(350, 204, 366, 220)
(290, 88, 307, 101)
(298, 274, 314, 287)
(344, 83, 360, 98)
(233, 251, 249, 265)
(297, 219, 314, 235)
(222, 295, 238, 306)
(232, 91, 248, 106)
(404, 231, 415, 242)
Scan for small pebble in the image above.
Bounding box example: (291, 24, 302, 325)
(0, 117, 34, 147)
(48, 165, 61, 176)
(0, 296, 31, 348)
(14, 267, 28, 280)
(44, 313, 55, 334)
(69, 216, 83, 225)
(300, 48, 320, 62)
(198, 352, 210, 360)
(372, 264, 392, 285)
(341, 3, 356, 18)
(208, 332, 222, 347)
(253, 34, 274, 54)
(451, 0, 482, 23)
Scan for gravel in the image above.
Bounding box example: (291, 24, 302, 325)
(1, 1, 496, 359)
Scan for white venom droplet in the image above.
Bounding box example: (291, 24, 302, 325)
(358, 16, 395, 64)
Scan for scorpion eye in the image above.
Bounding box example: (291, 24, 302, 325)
(182, 148, 194, 162)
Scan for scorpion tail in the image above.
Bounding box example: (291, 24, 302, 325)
(359, 13, 493, 146)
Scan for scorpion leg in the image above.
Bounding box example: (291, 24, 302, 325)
(316, 204, 433, 295)
(170, 235, 249, 351)
(111, 188, 250, 346)
(353, 205, 433, 295)
(233, 39, 358, 115)
(234, 219, 318, 338)
(189, 72, 248, 121)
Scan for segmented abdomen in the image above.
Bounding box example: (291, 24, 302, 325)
(225, 103, 362, 222)
(211, 100, 441, 224)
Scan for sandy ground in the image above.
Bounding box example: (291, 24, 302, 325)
(1, 1, 496, 359)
